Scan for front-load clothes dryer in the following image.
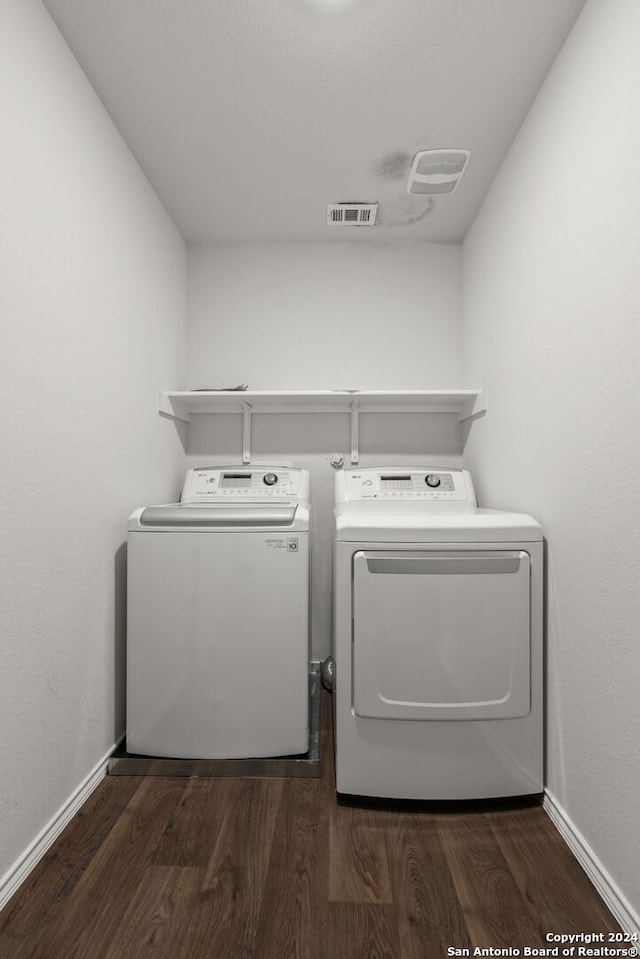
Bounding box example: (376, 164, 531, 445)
(333, 467, 543, 801)
(127, 466, 310, 759)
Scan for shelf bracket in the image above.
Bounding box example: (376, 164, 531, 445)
(158, 392, 190, 423)
(241, 401, 252, 464)
(350, 402, 359, 466)
(458, 390, 488, 421)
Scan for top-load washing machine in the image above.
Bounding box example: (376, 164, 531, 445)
(333, 466, 543, 800)
(127, 465, 310, 760)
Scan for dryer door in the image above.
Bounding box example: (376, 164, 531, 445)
(352, 549, 531, 721)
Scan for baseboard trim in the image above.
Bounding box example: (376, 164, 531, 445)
(544, 790, 640, 937)
(0, 744, 115, 913)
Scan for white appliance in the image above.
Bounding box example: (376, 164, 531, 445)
(333, 466, 543, 800)
(127, 466, 310, 759)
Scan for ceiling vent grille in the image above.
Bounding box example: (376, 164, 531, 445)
(327, 203, 378, 226)
(407, 149, 470, 196)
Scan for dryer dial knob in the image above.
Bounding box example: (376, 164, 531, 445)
(425, 474, 441, 488)
(263, 472, 278, 486)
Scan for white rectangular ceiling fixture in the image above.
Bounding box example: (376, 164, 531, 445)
(327, 203, 378, 225)
(407, 149, 470, 195)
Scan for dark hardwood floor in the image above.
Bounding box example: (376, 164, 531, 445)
(0, 693, 621, 958)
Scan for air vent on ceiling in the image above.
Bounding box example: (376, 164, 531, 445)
(327, 203, 378, 226)
(407, 149, 470, 196)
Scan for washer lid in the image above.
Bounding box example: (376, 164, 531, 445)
(335, 508, 542, 543)
(129, 502, 310, 531)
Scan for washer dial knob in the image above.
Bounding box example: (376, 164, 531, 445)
(425, 474, 441, 488)
(263, 472, 278, 486)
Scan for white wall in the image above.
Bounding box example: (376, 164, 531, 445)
(187, 242, 462, 390)
(462, 0, 640, 926)
(0, 0, 187, 899)
(186, 241, 464, 658)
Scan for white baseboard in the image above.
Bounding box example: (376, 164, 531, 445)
(544, 790, 640, 938)
(0, 744, 115, 913)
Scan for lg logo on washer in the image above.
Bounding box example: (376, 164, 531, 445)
(265, 537, 300, 551)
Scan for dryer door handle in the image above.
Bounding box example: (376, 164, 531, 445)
(364, 552, 524, 575)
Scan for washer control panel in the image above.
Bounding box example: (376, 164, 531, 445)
(341, 468, 475, 504)
(181, 467, 304, 502)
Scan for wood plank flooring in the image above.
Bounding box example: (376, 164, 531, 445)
(0, 693, 621, 958)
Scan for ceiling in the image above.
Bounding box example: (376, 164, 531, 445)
(41, 0, 586, 244)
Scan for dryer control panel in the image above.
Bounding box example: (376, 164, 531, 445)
(338, 468, 476, 508)
(181, 467, 308, 503)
